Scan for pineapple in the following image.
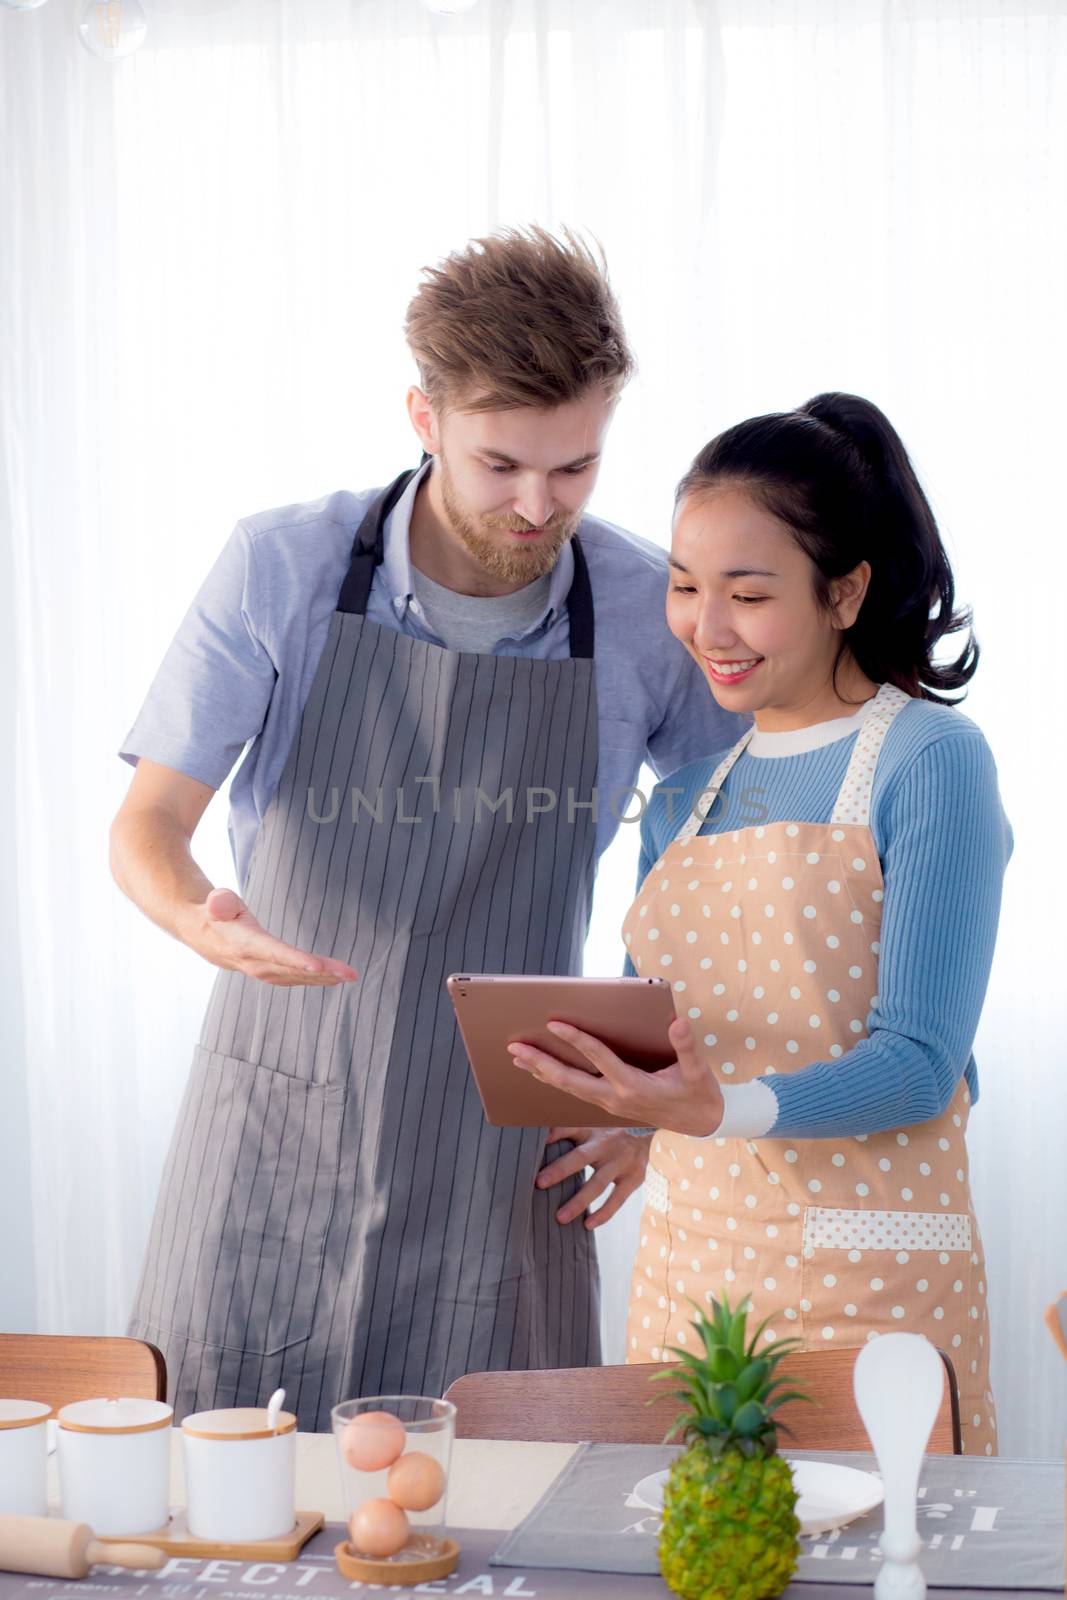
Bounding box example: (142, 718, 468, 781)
(652, 1294, 810, 1600)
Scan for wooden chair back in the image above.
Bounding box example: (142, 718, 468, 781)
(0, 1334, 167, 1412)
(445, 1346, 961, 1453)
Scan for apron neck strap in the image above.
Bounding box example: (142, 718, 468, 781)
(830, 682, 912, 826)
(672, 682, 913, 848)
(336, 460, 596, 660)
(566, 536, 595, 659)
(673, 726, 756, 847)
(337, 462, 425, 616)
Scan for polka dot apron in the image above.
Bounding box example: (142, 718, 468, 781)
(623, 684, 996, 1456)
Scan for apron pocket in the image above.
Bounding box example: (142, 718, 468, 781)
(802, 1207, 973, 1253)
(800, 1205, 975, 1350)
(148, 1046, 345, 1357)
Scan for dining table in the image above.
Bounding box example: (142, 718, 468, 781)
(20, 1430, 1062, 1600)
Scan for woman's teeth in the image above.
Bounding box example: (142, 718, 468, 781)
(708, 658, 760, 676)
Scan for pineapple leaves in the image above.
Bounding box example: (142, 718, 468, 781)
(726, 1310, 748, 1359)
(714, 1383, 739, 1424)
(709, 1348, 742, 1383)
(644, 1288, 813, 1456)
(661, 1412, 688, 1444)
(763, 1375, 815, 1407)
(733, 1356, 769, 1404)
(765, 1390, 815, 1414)
(730, 1399, 766, 1438)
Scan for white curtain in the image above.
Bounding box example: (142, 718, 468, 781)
(2, 0, 1064, 1457)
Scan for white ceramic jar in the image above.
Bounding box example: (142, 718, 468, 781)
(0, 1400, 51, 1515)
(57, 1397, 173, 1535)
(181, 1407, 297, 1543)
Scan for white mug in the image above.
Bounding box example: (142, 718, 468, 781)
(0, 1400, 51, 1515)
(57, 1396, 173, 1535)
(182, 1406, 297, 1542)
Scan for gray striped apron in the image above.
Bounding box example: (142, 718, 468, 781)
(129, 466, 602, 1428)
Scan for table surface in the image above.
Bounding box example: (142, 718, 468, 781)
(47, 1430, 577, 1530)
(37, 1433, 1064, 1599)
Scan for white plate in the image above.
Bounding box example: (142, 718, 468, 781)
(630, 1458, 884, 1537)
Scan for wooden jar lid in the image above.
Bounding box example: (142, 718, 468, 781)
(58, 1398, 173, 1435)
(182, 1407, 297, 1441)
(0, 1399, 52, 1430)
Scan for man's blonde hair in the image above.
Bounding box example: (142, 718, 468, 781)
(404, 226, 635, 414)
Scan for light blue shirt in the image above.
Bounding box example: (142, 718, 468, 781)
(120, 462, 748, 885)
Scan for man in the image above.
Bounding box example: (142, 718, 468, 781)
(111, 227, 745, 1427)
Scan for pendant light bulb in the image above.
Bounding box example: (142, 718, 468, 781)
(0, 0, 50, 11)
(77, 0, 148, 59)
(420, 0, 479, 14)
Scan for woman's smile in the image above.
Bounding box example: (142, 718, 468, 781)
(702, 654, 763, 685)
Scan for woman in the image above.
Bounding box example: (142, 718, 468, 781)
(512, 392, 1010, 1456)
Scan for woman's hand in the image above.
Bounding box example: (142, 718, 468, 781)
(537, 1127, 652, 1229)
(509, 1017, 725, 1139)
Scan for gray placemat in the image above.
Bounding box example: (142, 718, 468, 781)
(490, 1445, 1066, 1591)
(0, 1520, 1058, 1600)
(0, 1526, 644, 1600)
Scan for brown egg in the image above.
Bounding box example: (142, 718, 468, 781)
(341, 1411, 406, 1472)
(348, 1497, 410, 1558)
(387, 1450, 447, 1512)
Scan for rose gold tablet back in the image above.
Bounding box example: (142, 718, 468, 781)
(446, 974, 679, 1128)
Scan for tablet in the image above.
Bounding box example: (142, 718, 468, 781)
(446, 973, 678, 1129)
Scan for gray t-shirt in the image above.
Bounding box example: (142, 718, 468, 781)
(410, 565, 554, 654)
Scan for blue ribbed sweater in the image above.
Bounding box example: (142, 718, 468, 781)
(623, 699, 1012, 1139)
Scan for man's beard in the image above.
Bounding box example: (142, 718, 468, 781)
(439, 459, 579, 586)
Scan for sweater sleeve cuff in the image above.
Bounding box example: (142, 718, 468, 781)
(703, 1079, 780, 1139)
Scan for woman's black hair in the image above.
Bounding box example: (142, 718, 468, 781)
(675, 392, 978, 702)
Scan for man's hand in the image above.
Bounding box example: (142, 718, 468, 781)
(109, 762, 358, 988)
(179, 888, 358, 987)
(537, 1126, 652, 1229)
(509, 1017, 725, 1139)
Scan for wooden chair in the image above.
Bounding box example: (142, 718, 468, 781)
(445, 1346, 962, 1453)
(0, 1334, 167, 1413)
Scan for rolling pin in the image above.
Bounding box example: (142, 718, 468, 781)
(0, 1515, 167, 1577)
